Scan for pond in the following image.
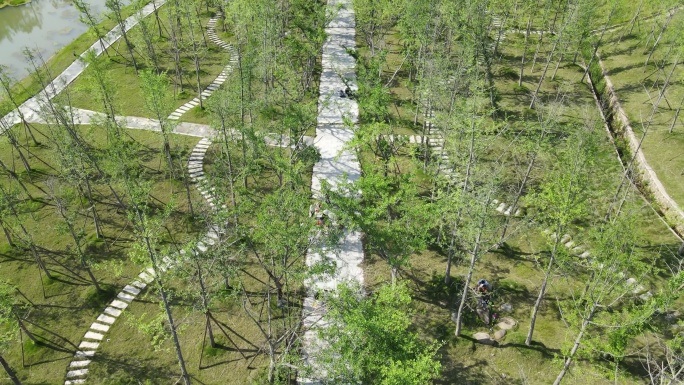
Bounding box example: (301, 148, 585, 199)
(0, 0, 110, 81)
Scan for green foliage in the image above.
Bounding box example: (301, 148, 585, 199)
(318, 282, 442, 384)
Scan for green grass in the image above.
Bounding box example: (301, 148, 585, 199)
(0, 124, 203, 384)
(0, 0, 30, 9)
(599, 13, 684, 216)
(67, 9, 230, 119)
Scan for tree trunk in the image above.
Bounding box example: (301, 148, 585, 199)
(669, 93, 684, 133)
(0, 354, 22, 385)
(455, 227, 484, 337)
(553, 306, 595, 385)
(525, 236, 559, 345)
(645, 10, 674, 67)
(519, 17, 532, 86)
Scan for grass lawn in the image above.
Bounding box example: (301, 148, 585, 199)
(67, 9, 230, 119)
(599, 12, 684, 216)
(0, 123, 204, 384)
(0, 0, 29, 9)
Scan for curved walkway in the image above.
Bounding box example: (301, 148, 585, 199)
(168, 13, 238, 121)
(64, 137, 218, 384)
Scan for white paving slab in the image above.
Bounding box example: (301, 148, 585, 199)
(69, 360, 91, 368)
(90, 323, 110, 332)
(78, 341, 99, 350)
(97, 314, 116, 324)
(110, 300, 129, 310)
(123, 285, 141, 295)
(66, 369, 89, 378)
(117, 292, 135, 302)
(83, 331, 104, 341)
(103, 307, 122, 317)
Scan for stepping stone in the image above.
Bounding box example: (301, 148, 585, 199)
(500, 303, 513, 313)
(78, 341, 99, 350)
(633, 284, 646, 294)
(197, 243, 208, 252)
(208, 85, 219, 90)
(131, 280, 147, 290)
(560, 234, 571, 243)
(639, 292, 653, 301)
(564, 241, 574, 248)
(110, 300, 129, 310)
(123, 285, 141, 296)
(204, 237, 216, 246)
(138, 272, 153, 283)
(572, 246, 583, 254)
(188, 100, 199, 106)
(579, 251, 590, 259)
(74, 350, 96, 358)
(504, 208, 513, 216)
(497, 317, 517, 330)
(66, 369, 89, 378)
(103, 307, 122, 317)
(117, 292, 135, 302)
(168, 116, 180, 120)
(473, 332, 496, 345)
(146, 267, 156, 277)
(69, 360, 91, 368)
(65, 380, 86, 385)
(492, 199, 500, 205)
(542, 228, 551, 234)
(493, 329, 506, 340)
(90, 323, 110, 332)
(207, 230, 219, 239)
(495, 203, 506, 213)
(84, 331, 104, 341)
(97, 314, 116, 324)
(625, 277, 637, 286)
(169, 112, 182, 117)
(178, 106, 190, 112)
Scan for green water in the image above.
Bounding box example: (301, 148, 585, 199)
(0, 0, 108, 80)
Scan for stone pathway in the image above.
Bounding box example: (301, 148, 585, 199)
(64, 137, 219, 384)
(0, 0, 168, 131)
(299, 0, 363, 383)
(167, 13, 238, 121)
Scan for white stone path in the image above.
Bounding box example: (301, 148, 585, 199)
(0, 0, 168, 131)
(167, 13, 238, 121)
(299, 0, 363, 383)
(64, 137, 220, 384)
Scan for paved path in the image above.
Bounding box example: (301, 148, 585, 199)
(167, 13, 238, 121)
(0, 0, 168, 132)
(64, 137, 220, 384)
(299, 0, 363, 383)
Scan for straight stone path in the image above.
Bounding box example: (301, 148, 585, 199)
(0, 0, 168, 131)
(299, 0, 363, 383)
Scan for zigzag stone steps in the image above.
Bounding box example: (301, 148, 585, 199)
(168, 13, 238, 121)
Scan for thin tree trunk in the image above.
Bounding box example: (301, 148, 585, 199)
(519, 17, 532, 86)
(645, 10, 674, 67)
(526, 234, 560, 345)
(0, 353, 22, 385)
(553, 306, 596, 385)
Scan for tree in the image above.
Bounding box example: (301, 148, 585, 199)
(0, 283, 22, 385)
(525, 126, 595, 346)
(315, 282, 442, 385)
(553, 215, 653, 385)
(106, 0, 139, 73)
(139, 70, 175, 176)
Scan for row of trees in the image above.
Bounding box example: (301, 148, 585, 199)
(340, 0, 684, 383)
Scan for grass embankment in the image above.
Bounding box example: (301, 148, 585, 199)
(355, 14, 682, 385)
(0, 124, 202, 384)
(67, 8, 231, 120)
(599, 12, 684, 217)
(0, 0, 29, 9)
(0, 1, 141, 115)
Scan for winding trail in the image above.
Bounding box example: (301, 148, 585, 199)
(299, 0, 363, 383)
(167, 13, 238, 121)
